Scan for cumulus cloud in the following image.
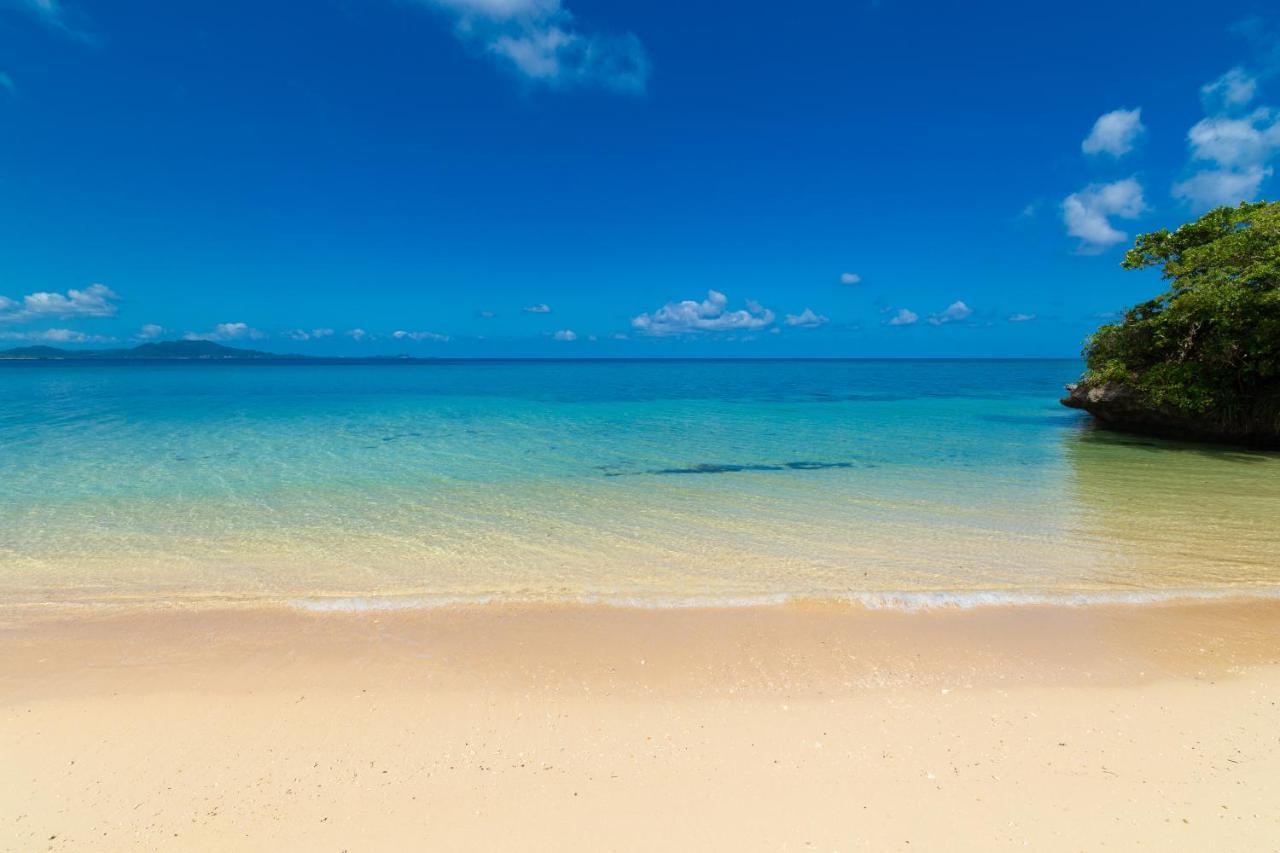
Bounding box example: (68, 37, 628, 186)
(1081, 108, 1145, 157)
(927, 301, 972, 326)
(0, 283, 119, 322)
(0, 327, 114, 343)
(839, 272, 862, 285)
(886, 308, 917, 327)
(1185, 109, 1280, 169)
(392, 329, 450, 342)
(184, 322, 265, 342)
(407, 0, 649, 94)
(631, 290, 775, 336)
(285, 328, 335, 341)
(1202, 67, 1258, 111)
(1061, 178, 1146, 253)
(1173, 166, 1271, 209)
(1172, 106, 1280, 209)
(784, 308, 828, 328)
(1008, 313, 1036, 323)
(523, 303, 551, 314)
(134, 323, 165, 340)
(346, 328, 368, 341)
(553, 328, 577, 341)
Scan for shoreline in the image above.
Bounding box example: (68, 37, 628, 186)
(6, 597, 1280, 696)
(7, 594, 1280, 686)
(4, 600, 1280, 850)
(4, 581, 1280, 622)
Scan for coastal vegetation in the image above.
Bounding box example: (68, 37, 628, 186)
(1064, 200, 1280, 447)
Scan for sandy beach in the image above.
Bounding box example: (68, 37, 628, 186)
(3, 600, 1279, 851)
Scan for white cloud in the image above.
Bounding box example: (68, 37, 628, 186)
(839, 272, 862, 285)
(134, 323, 165, 340)
(0, 282, 119, 322)
(784, 308, 828, 328)
(1202, 67, 1258, 111)
(553, 328, 577, 341)
(392, 329, 450, 342)
(886, 308, 917, 326)
(285, 328, 336, 341)
(1173, 166, 1271, 209)
(407, 0, 648, 94)
(1061, 177, 1146, 253)
(477, 310, 497, 319)
(346, 328, 368, 341)
(1174, 74, 1280, 211)
(184, 322, 265, 342)
(1008, 313, 1036, 323)
(1081, 108, 1145, 157)
(13, 0, 66, 22)
(1185, 109, 1280, 169)
(631, 290, 775, 336)
(927, 301, 972, 326)
(5, 0, 92, 40)
(0, 327, 114, 343)
(523, 303, 551, 313)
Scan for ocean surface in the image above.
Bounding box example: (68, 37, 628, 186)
(3, 359, 1279, 612)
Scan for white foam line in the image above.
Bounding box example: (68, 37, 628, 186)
(288, 594, 495, 612)
(840, 587, 1280, 611)
(286, 586, 1280, 613)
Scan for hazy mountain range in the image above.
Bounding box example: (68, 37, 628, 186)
(0, 340, 294, 360)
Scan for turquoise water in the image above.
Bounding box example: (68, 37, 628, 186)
(3, 359, 1279, 610)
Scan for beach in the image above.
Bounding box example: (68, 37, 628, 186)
(8, 2, 1280, 848)
(4, 361, 1280, 850)
(4, 599, 1279, 851)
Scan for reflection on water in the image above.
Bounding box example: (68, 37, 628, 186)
(1062, 427, 1280, 589)
(1, 361, 1277, 609)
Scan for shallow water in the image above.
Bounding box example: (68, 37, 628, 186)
(3, 360, 1278, 610)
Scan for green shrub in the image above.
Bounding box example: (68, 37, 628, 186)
(1082, 201, 1280, 434)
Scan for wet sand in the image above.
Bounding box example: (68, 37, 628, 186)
(3, 600, 1280, 851)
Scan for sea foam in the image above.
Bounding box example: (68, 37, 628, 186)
(287, 586, 1280, 613)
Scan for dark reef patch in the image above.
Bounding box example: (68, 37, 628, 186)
(603, 460, 855, 477)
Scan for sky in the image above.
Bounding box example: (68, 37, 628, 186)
(2, 0, 1279, 357)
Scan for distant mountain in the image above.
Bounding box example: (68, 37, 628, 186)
(0, 340, 303, 360)
(0, 345, 72, 359)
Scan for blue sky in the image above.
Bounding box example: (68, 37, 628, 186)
(2, 0, 1278, 356)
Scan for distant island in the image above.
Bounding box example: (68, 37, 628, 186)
(0, 340, 300, 360)
(1063, 200, 1279, 449)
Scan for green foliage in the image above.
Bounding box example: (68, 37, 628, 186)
(1082, 201, 1280, 434)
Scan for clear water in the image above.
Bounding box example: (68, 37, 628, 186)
(3, 360, 1279, 610)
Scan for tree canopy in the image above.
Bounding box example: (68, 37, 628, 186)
(1082, 201, 1280, 436)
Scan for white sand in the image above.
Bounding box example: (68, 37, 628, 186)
(3, 602, 1279, 851)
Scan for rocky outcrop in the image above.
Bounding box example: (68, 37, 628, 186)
(1061, 380, 1280, 448)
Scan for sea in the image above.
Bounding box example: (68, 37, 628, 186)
(3, 359, 1278, 612)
